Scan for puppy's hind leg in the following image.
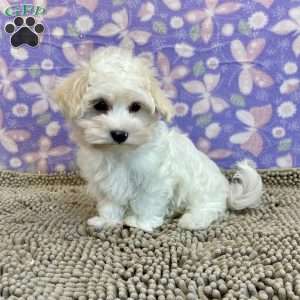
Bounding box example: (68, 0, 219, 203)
(178, 194, 227, 230)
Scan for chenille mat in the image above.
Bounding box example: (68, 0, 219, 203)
(1, 170, 300, 300)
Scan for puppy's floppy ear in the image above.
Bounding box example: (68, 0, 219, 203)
(139, 56, 175, 122)
(54, 68, 89, 120)
(150, 76, 175, 123)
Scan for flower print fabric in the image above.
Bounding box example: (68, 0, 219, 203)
(0, 0, 298, 172)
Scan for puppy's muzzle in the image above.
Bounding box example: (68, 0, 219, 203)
(110, 130, 128, 144)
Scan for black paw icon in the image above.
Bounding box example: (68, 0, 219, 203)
(5, 17, 44, 47)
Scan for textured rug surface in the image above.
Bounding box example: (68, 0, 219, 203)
(1, 170, 300, 300)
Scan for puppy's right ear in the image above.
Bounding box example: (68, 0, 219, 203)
(54, 68, 89, 120)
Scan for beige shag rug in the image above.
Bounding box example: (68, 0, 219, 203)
(1, 170, 300, 300)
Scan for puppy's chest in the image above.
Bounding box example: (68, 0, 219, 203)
(78, 145, 164, 202)
(89, 154, 155, 201)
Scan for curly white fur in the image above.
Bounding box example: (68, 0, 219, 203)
(54, 46, 263, 232)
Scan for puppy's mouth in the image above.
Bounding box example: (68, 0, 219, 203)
(77, 124, 153, 148)
(89, 131, 151, 149)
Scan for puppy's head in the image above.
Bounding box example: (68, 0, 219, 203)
(54, 47, 174, 148)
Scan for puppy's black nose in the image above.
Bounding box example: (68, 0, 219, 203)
(110, 130, 128, 144)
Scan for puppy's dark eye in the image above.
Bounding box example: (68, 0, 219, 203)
(93, 98, 110, 113)
(129, 102, 141, 113)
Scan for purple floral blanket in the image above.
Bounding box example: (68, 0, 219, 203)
(0, 0, 298, 172)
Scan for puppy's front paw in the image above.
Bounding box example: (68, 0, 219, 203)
(124, 215, 154, 232)
(87, 216, 120, 229)
(87, 216, 107, 229)
(178, 213, 210, 230)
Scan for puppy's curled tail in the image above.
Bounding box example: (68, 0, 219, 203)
(227, 160, 263, 210)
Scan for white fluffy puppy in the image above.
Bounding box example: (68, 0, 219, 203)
(54, 46, 263, 232)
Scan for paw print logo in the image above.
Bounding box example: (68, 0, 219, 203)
(5, 16, 44, 47)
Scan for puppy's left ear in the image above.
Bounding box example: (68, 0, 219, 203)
(138, 56, 175, 122)
(150, 76, 175, 122)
